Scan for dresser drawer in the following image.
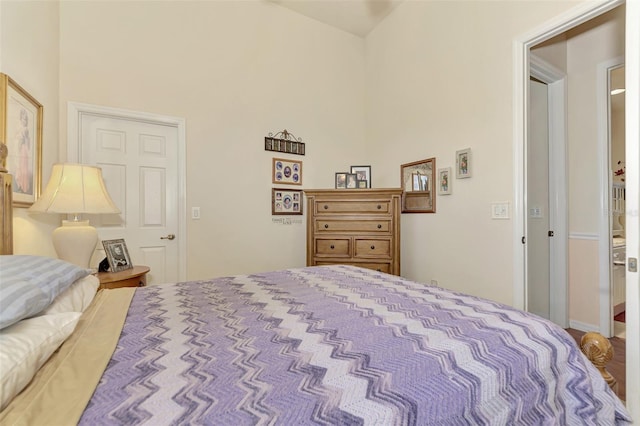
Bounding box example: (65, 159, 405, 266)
(315, 261, 391, 274)
(315, 219, 390, 233)
(315, 238, 350, 256)
(354, 239, 391, 258)
(314, 200, 390, 215)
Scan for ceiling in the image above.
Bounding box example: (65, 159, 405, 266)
(269, 0, 404, 37)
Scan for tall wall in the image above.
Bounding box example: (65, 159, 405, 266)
(2, 0, 620, 314)
(0, 0, 61, 257)
(9, 0, 367, 279)
(364, 0, 587, 305)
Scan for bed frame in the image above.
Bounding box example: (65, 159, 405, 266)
(0, 166, 617, 394)
(0, 169, 12, 255)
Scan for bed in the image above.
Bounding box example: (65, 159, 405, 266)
(0, 255, 632, 425)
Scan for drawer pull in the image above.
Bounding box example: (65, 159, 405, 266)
(324, 224, 329, 229)
(324, 205, 329, 210)
(377, 205, 382, 210)
(330, 245, 335, 249)
(371, 245, 375, 250)
(377, 224, 382, 229)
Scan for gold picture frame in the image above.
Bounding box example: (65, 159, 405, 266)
(272, 157, 302, 185)
(0, 73, 43, 207)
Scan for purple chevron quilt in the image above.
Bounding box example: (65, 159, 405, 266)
(80, 265, 631, 425)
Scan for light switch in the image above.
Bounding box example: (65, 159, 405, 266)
(192, 207, 201, 220)
(529, 207, 543, 218)
(491, 202, 510, 219)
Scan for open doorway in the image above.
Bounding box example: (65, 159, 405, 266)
(523, 5, 624, 336)
(514, 0, 640, 417)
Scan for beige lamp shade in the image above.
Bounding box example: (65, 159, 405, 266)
(29, 163, 120, 268)
(29, 163, 120, 215)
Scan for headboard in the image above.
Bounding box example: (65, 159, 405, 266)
(0, 170, 13, 255)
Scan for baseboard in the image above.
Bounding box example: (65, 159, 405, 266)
(569, 319, 599, 333)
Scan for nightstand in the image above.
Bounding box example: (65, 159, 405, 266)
(96, 265, 150, 290)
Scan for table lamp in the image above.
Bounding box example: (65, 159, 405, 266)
(29, 163, 120, 268)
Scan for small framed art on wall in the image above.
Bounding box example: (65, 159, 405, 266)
(272, 158, 302, 185)
(272, 188, 303, 215)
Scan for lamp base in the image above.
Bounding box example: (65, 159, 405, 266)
(52, 220, 98, 268)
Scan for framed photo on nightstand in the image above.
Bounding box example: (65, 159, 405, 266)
(102, 238, 133, 272)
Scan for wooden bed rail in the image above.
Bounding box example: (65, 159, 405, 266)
(580, 331, 618, 394)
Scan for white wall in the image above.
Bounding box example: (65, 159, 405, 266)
(0, 0, 60, 257)
(364, 0, 581, 304)
(55, 1, 366, 278)
(3, 0, 619, 308)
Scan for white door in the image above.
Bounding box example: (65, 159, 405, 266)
(527, 55, 568, 328)
(527, 78, 551, 320)
(68, 103, 186, 285)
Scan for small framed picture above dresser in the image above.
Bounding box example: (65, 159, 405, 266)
(350, 165, 371, 188)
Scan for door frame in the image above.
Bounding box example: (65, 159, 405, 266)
(512, 0, 622, 309)
(66, 102, 187, 282)
(597, 56, 625, 337)
(515, 0, 640, 418)
(528, 54, 568, 327)
(625, 0, 640, 414)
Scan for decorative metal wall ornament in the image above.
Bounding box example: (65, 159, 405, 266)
(264, 129, 305, 156)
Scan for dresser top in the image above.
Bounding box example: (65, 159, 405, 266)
(304, 188, 403, 196)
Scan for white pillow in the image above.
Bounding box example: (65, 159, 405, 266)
(0, 312, 81, 410)
(41, 275, 99, 315)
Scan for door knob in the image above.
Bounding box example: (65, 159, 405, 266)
(161, 234, 176, 240)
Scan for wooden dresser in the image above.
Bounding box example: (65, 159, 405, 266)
(305, 188, 402, 275)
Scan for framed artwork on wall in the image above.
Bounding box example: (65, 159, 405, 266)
(400, 157, 436, 213)
(265, 136, 305, 156)
(272, 188, 303, 215)
(438, 167, 452, 195)
(272, 157, 302, 185)
(455, 148, 472, 179)
(0, 73, 43, 207)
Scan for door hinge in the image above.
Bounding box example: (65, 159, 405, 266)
(548, 231, 554, 237)
(522, 236, 526, 244)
